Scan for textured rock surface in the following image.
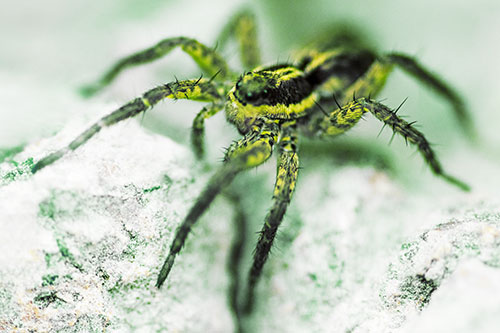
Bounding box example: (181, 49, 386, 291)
(0, 121, 234, 332)
(246, 167, 500, 333)
(1, 120, 500, 332)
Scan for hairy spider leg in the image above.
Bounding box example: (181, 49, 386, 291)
(365, 98, 470, 191)
(216, 9, 261, 69)
(315, 98, 367, 137)
(156, 119, 280, 288)
(385, 53, 476, 140)
(31, 79, 224, 173)
(191, 103, 225, 159)
(243, 125, 300, 313)
(316, 97, 470, 191)
(80, 37, 234, 97)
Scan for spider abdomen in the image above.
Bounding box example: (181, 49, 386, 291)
(302, 49, 376, 96)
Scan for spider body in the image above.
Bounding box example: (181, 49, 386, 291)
(227, 46, 394, 141)
(30, 9, 473, 322)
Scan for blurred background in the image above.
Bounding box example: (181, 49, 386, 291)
(1, 0, 499, 184)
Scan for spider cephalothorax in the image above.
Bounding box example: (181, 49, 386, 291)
(227, 66, 316, 133)
(30, 9, 473, 325)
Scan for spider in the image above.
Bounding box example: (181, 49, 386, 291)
(31, 9, 472, 317)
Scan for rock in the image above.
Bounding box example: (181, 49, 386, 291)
(0, 120, 234, 332)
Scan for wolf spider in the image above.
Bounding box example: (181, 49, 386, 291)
(31, 9, 472, 321)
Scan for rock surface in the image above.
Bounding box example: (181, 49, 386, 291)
(0, 121, 234, 332)
(1, 119, 499, 332)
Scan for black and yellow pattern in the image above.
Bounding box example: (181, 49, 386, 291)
(244, 124, 299, 313)
(31, 8, 475, 326)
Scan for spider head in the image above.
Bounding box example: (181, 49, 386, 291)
(226, 66, 314, 134)
(233, 71, 277, 107)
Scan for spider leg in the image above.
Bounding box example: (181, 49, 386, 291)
(243, 125, 299, 313)
(314, 98, 367, 138)
(156, 119, 280, 288)
(216, 9, 261, 69)
(385, 52, 476, 139)
(316, 97, 470, 191)
(32, 79, 224, 173)
(191, 103, 225, 159)
(80, 37, 234, 97)
(365, 97, 470, 190)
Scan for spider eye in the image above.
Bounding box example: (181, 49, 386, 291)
(245, 91, 260, 102)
